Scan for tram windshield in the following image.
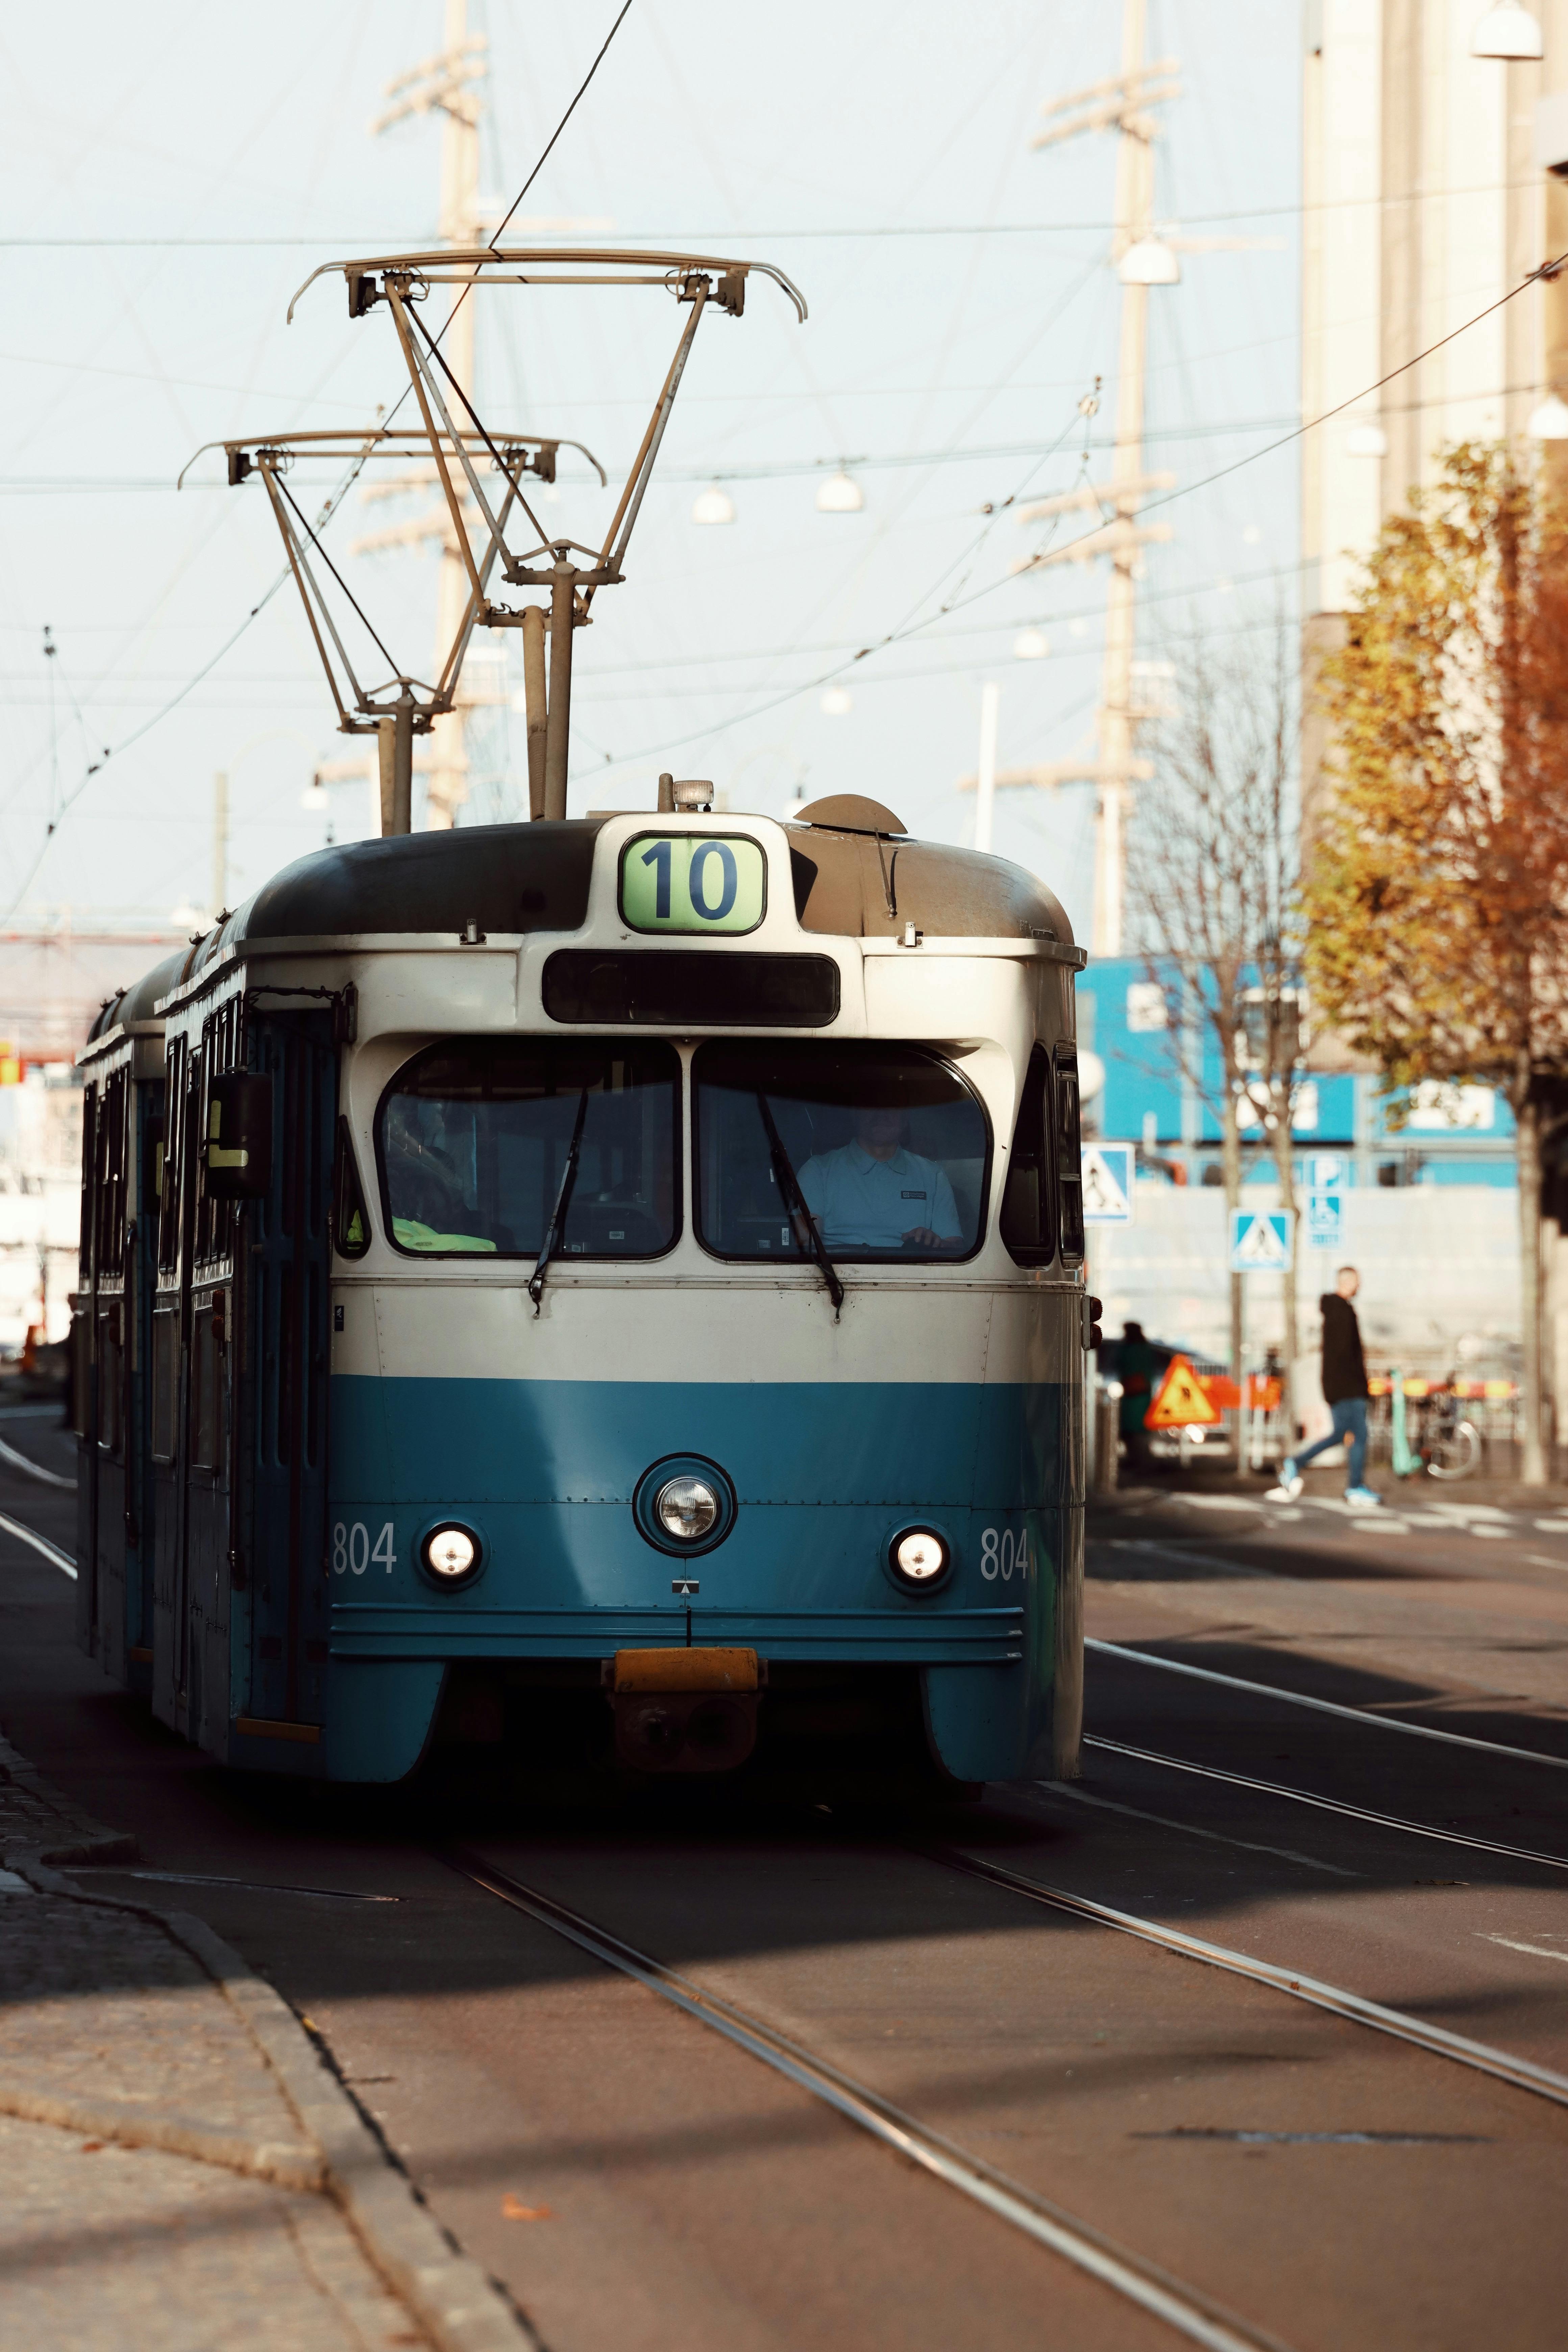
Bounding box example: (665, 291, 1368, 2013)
(692, 1043, 988, 1262)
(377, 1038, 678, 1258)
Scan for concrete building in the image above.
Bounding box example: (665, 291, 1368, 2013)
(1300, 0, 1568, 931)
(1302, 0, 1567, 634)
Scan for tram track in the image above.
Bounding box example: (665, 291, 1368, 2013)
(1087, 1637, 1568, 1770)
(0, 1508, 75, 1578)
(921, 1846, 1568, 2110)
(449, 1846, 1298, 2352)
(451, 1812, 1568, 2352)
(1080, 1734, 1568, 1874)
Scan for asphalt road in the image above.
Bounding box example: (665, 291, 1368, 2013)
(3, 1417, 1567, 2352)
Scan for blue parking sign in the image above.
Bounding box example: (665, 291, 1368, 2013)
(1307, 1190, 1343, 1248)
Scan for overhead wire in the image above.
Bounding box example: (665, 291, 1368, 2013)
(6, 173, 1562, 248)
(3, 0, 639, 914)
(580, 383, 1100, 773)
(583, 247, 1568, 773)
(1140, 251, 1568, 524)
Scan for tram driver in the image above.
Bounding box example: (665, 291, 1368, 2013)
(796, 1104, 963, 1253)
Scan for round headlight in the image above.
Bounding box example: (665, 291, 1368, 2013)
(889, 1527, 950, 1591)
(423, 1525, 478, 1581)
(655, 1476, 719, 1543)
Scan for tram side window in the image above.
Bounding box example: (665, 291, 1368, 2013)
(78, 1090, 97, 1282)
(693, 1042, 988, 1263)
(1055, 1043, 1085, 1267)
(70, 1310, 91, 1440)
(151, 1308, 179, 1463)
(1000, 1046, 1058, 1268)
(97, 1303, 124, 1457)
(191, 1298, 223, 1471)
(333, 1119, 371, 1258)
(377, 1038, 679, 1260)
(157, 1041, 188, 1274)
(94, 1073, 129, 1283)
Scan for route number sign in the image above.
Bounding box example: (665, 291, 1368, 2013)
(620, 833, 766, 935)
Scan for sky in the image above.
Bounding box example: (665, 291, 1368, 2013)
(0, 1, 1302, 944)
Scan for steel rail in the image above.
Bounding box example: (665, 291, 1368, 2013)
(0, 1434, 74, 1490)
(1082, 1734, 1568, 1873)
(1087, 1637, 1568, 1772)
(930, 1848, 1568, 2111)
(450, 1849, 1295, 2352)
(0, 1510, 76, 1579)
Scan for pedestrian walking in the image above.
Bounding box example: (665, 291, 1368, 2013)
(1269, 1266, 1381, 1508)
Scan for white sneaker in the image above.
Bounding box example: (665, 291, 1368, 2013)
(1345, 1486, 1384, 1509)
(1265, 1475, 1303, 1501)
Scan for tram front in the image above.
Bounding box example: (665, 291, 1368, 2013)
(308, 791, 1090, 1789)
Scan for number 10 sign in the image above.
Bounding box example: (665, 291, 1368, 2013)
(620, 833, 767, 935)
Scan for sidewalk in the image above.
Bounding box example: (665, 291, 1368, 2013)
(0, 1735, 528, 2352)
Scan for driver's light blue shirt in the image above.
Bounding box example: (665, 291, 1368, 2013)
(797, 1142, 961, 1251)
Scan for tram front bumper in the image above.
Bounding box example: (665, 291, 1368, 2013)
(607, 1644, 762, 1773)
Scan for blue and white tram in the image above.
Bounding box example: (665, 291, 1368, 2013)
(74, 793, 1092, 1788)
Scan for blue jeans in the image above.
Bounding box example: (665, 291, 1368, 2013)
(1293, 1397, 1368, 1490)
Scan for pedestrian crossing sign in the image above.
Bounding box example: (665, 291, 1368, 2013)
(1146, 1353, 1222, 1429)
(1081, 1143, 1134, 1224)
(1229, 1209, 1292, 1272)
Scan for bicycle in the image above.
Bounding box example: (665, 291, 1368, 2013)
(1390, 1374, 1481, 1481)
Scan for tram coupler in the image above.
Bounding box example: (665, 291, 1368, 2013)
(605, 1647, 765, 1774)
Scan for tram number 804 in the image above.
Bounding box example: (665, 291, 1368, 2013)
(980, 1525, 1032, 1582)
(331, 1521, 397, 1576)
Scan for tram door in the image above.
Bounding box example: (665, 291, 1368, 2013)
(151, 1022, 222, 1745)
(152, 1004, 335, 1757)
(242, 1010, 336, 1741)
(151, 1002, 336, 1759)
(76, 1064, 131, 1676)
(127, 1077, 165, 1683)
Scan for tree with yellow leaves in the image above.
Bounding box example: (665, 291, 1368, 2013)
(1304, 441, 1568, 1483)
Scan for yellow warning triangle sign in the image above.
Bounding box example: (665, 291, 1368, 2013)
(1145, 1353, 1222, 1429)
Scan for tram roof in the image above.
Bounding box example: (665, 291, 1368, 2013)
(87, 947, 196, 1046)
(93, 803, 1077, 1037)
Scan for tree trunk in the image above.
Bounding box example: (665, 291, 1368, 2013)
(1269, 1102, 1300, 1448)
(1223, 1087, 1243, 1470)
(1517, 1088, 1547, 1485)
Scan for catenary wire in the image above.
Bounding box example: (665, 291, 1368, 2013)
(4, 5, 638, 909)
(3, 176, 1558, 247)
(582, 251, 1568, 768)
(1139, 252, 1568, 523)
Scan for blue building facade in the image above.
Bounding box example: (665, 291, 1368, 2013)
(1077, 958, 1517, 1191)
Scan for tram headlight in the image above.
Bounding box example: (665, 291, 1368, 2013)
(655, 1476, 719, 1544)
(888, 1526, 951, 1593)
(422, 1524, 480, 1584)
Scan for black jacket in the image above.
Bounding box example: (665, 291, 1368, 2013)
(1320, 1294, 1368, 1404)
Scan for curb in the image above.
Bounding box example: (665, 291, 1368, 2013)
(5, 1843, 536, 2352)
(0, 2075, 323, 2189)
(0, 1730, 139, 1866)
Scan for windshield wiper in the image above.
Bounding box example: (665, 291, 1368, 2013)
(529, 1088, 591, 1313)
(755, 1089, 843, 1317)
